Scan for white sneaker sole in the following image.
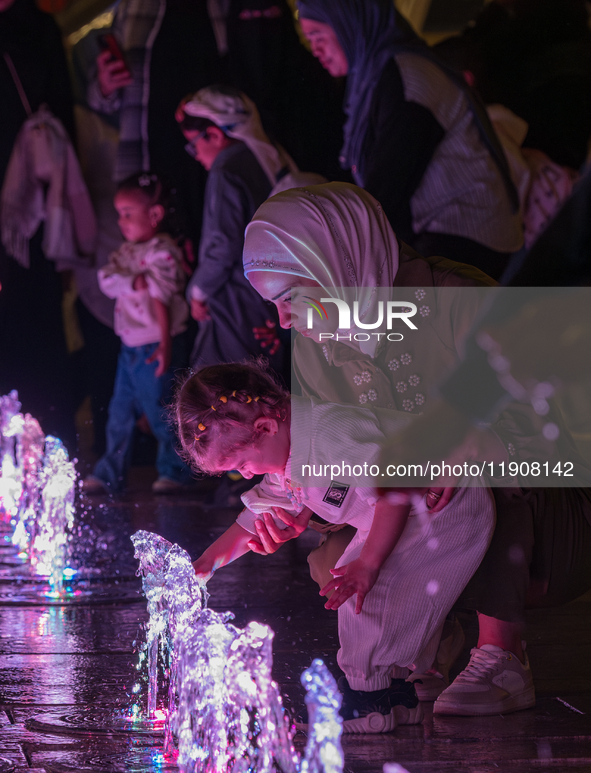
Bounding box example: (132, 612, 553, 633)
(433, 687, 536, 716)
(342, 703, 423, 734)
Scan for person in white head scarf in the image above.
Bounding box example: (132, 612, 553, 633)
(243, 181, 583, 717)
(243, 181, 499, 363)
(182, 83, 327, 194)
(183, 83, 296, 188)
(177, 84, 289, 371)
(243, 181, 402, 359)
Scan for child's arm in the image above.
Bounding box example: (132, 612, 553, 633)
(193, 506, 312, 579)
(321, 497, 412, 614)
(248, 506, 313, 555)
(98, 260, 135, 298)
(192, 521, 254, 580)
(145, 296, 172, 377)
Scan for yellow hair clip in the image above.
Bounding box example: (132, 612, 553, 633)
(254, 396, 260, 402)
(211, 405, 216, 411)
(198, 423, 206, 431)
(246, 395, 252, 403)
(219, 395, 228, 403)
(232, 390, 237, 397)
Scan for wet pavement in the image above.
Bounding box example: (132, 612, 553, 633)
(0, 473, 590, 772)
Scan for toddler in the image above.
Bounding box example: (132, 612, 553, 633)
(174, 361, 495, 733)
(83, 172, 190, 494)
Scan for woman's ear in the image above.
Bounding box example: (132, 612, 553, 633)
(253, 415, 279, 435)
(208, 126, 224, 148)
(149, 204, 166, 228)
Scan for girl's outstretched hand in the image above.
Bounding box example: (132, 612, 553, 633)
(192, 555, 215, 581)
(320, 559, 380, 614)
(247, 506, 313, 555)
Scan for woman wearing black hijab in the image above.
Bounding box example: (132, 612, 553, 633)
(224, 0, 345, 179)
(297, 0, 523, 280)
(0, 0, 76, 447)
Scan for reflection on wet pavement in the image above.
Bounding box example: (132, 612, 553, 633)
(0, 482, 589, 771)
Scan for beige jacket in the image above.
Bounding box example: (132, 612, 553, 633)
(0, 106, 96, 270)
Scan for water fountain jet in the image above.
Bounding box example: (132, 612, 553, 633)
(0, 391, 141, 605)
(131, 530, 343, 773)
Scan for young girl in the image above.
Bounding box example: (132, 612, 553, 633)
(82, 172, 190, 494)
(175, 361, 496, 733)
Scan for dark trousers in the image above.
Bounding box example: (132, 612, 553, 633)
(457, 487, 591, 623)
(93, 338, 190, 492)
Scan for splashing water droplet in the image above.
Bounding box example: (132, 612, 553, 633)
(300, 659, 344, 773)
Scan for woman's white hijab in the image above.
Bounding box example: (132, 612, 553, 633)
(184, 85, 295, 187)
(243, 182, 400, 355)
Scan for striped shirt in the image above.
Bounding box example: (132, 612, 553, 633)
(396, 52, 523, 252)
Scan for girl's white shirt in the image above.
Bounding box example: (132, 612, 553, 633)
(238, 396, 487, 536)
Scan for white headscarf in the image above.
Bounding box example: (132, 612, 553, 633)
(243, 182, 400, 354)
(184, 85, 295, 187)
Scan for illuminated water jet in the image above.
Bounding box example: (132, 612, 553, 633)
(0, 391, 23, 521)
(31, 436, 77, 594)
(0, 391, 77, 595)
(131, 530, 343, 773)
(3, 395, 344, 770)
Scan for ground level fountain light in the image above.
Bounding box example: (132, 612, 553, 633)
(132, 530, 344, 773)
(0, 391, 77, 595)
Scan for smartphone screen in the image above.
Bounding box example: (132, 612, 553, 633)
(99, 33, 128, 68)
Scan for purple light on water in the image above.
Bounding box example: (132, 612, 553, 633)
(1, 391, 77, 595)
(132, 530, 344, 773)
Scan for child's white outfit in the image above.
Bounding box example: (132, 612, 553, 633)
(93, 234, 189, 492)
(238, 397, 495, 691)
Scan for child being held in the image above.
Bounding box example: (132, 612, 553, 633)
(83, 172, 190, 494)
(175, 361, 495, 734)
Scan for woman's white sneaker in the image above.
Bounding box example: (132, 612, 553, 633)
(433, 644, 536, 716)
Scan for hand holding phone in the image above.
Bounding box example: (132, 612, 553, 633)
(97, 34, 132, 98)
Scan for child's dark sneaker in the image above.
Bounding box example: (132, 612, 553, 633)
(296, 677, 423, 734)
(338, 677, 423, 733)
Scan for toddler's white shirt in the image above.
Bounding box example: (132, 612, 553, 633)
(98, 234, 188, 347)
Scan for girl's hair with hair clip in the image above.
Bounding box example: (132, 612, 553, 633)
(173, 360, 289, 475)
(117, 171, 184, 238)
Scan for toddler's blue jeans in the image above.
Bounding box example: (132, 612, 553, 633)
(93, 339, 189, 492)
